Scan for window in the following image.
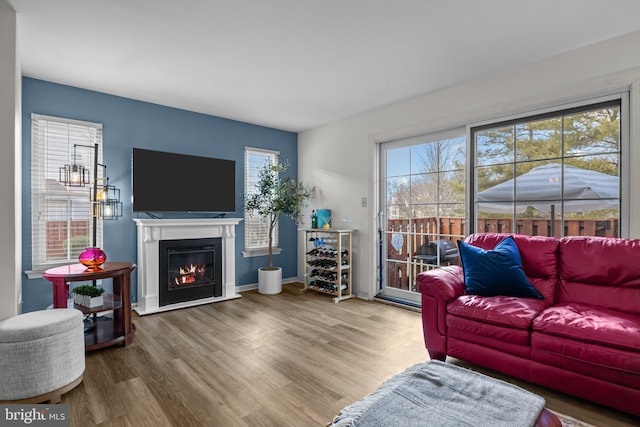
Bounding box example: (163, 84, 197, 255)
(30, 114, 103, 273)
(472, 96, 625, 238)
(244, 147, 280, 255)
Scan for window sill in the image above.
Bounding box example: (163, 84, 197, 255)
(25, 261, 80, 279)
(242, 247, 283, 258)
(25, 270, 44, 279)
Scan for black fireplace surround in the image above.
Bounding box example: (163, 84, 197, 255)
(159, 238, 223, 306)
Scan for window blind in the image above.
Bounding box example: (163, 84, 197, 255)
(244, 147, 279, 250)
(31, 114, 103, 271)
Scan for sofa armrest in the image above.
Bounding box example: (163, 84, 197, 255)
(417, 265, 465, 361)
(417, 265, 465, 301)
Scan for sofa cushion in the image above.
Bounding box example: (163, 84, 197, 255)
(448, 295, 548, 330)
(560, 236, 640, 287)
(458, 236, 544, 299)
(532, 332, 640, 389)
(532, 303, 640, 352)
(559, 236, 640, 315)
(447, 315, 533, 349)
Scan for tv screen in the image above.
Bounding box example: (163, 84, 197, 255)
(132, 148, 236, 213)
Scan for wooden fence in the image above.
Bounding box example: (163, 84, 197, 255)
(476, 218, 617, 238)
(385, 216, 618, 291)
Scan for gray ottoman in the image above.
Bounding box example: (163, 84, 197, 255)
(0, 308, 85, 403)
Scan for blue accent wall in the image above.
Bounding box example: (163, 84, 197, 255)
(21, 77, 299, 312)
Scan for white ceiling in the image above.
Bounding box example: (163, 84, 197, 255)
(9, 0, 640, 132)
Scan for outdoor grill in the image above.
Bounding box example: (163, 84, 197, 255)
(414, 239, 459, 265)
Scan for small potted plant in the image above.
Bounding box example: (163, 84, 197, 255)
(72, 285, 105, 308)
(245, 161, 313, 294)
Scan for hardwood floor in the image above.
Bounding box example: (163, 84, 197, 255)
(63, 284, 638, 426)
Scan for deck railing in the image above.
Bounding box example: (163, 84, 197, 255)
(385, 216, 618, 291)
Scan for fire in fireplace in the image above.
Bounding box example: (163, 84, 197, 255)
(159, 238, 223, 306)
(174, 263, 206, 286)
(167, 245, 214, 290)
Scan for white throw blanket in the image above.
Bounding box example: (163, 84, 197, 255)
(332, 360, 545, 427)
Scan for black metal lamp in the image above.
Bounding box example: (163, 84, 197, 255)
(59, 145, 89, 186)
(99, 183, 123, 220)
(58, 143, 124, 247)
(91, 166, 122, 219)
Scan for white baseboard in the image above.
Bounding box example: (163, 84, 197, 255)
(236, 276, 300, 293)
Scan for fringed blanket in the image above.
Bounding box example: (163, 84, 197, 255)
(331, 361, 545, 427)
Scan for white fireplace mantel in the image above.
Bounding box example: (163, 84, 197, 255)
(132, 218, 243, 315)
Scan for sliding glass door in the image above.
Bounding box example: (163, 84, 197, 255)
(378, 129, 466, 303)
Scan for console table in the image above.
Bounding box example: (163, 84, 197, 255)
(42, 262, 136, 351)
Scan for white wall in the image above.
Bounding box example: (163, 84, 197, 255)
(299, 30, 640, 300)
(0, 0, 21, 319)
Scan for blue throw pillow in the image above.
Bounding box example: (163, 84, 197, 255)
(457, 236, 544, 299)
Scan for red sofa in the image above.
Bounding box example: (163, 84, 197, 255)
(418, 233, 640, 416)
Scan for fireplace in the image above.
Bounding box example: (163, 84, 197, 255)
(132, 218, 242, 315)
(159, 238, 222, 307)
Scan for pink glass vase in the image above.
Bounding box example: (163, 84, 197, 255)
(79, 247, 107, 271)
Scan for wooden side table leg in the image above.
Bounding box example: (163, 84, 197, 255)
(122, 272, 132, 345)
(51, 278, 69, 309)
(113, 272, 133, 346)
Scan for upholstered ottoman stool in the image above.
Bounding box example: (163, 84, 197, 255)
(331, 361, 561, 427)
(0, 308, 85, 403)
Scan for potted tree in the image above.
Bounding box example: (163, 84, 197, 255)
(245, 161, 312, 294)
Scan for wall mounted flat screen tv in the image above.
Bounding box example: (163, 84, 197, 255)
(132, 148, 236, 213)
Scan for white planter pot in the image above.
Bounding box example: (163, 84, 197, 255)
(258, 267, 282, 295)
(74, 294, 104, 308)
